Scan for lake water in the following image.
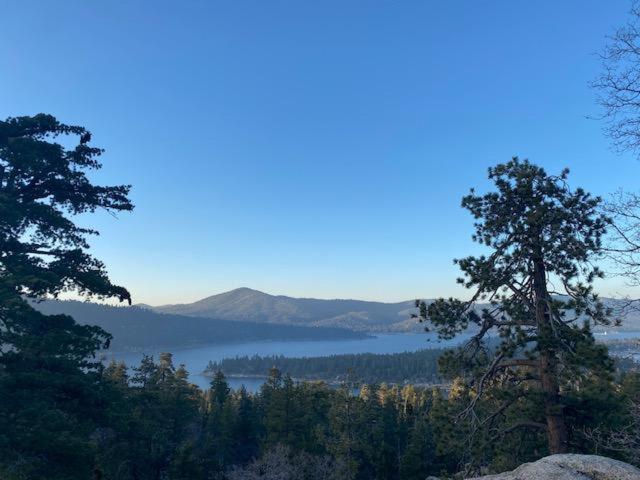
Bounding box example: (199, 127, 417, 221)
(105, 329, 640, 391)
(104, 332, 470, 391)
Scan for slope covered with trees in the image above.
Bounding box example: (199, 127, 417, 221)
(205, 343, 639, 387)
(31, 299, 368, 351)
(205, 349, 446, 385)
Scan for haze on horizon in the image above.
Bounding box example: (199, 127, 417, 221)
(2, 1, 639, 305)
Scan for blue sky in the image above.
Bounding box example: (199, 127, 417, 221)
(2, 1, 638, 304)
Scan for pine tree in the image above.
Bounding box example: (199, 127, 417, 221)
(210, 370, 231, 409)
(400, 413, 435, 480)
(416, 159, 613, 455)
(262, 373, 297, 448)
(328, 383, 359, 480)
(233, 385, 259, 464)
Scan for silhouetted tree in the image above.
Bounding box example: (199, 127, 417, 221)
(0, 114, 132, 478)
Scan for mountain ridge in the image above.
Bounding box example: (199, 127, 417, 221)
(148, 287, 640, 333)
(31, 298, 369, 352)
(150, 287, 429, 332)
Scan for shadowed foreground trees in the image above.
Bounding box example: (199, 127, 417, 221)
(95, 364, 640, 479)
(416, 159, 615, 456)
(0, 114, 133, 478)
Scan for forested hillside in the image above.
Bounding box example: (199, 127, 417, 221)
(31, 299, 368, 351)
(206, 343, 640, 386)
(206, 349, 446, 385)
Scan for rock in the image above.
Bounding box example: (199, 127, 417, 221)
(468, 454, 640, 480)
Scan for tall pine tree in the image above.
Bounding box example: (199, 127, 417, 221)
(416, 159, 613, 455)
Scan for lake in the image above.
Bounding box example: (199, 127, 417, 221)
(104, 332, 469, 390)
(105, 329, 640, 391)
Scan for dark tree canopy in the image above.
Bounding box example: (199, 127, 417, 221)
(0, 113, 133, 303)
(0, 114, 133, 479)
(416, 158, 614, 455)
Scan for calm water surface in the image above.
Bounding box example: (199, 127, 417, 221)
(105, 332, 467, 390)
(105, 330, 640, 391)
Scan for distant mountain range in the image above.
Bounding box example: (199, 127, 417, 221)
(30, 289, 640, 353)
(148, 287, 640, 333)
(150, 287, 422, 332)
(31, 299, 368, 352)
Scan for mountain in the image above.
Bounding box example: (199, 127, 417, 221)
(31, 299, 369, 352)
(152, 287, 421, 332)
(28, 291, 640, 352)
(151, 288, 640, 333)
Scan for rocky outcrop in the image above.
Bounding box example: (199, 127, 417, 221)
(468, 454, 640, 480)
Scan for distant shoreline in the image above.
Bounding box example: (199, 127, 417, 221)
(99, 332, 376, 357)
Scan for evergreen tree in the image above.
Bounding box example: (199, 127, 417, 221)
(416, 159, 613, 455)
(0, 114, 132, 479)
(328, 383, 359, 480)
(262, 373, 297, 448)
(234, 386, 259, 464)
(400, 413, 435, 480)
(202, 375, 238, 474)
(210, 370, 231, 409)
(294, 381, 332, 454)
(104, 355, 200, 479)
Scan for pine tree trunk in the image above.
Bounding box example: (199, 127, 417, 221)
(539, 351, 567, 453)
(533, 257, 568, 454)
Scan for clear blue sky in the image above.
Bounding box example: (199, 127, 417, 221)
(2, 1, 638, 304)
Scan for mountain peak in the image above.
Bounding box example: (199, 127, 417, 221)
(227, 287, 268, 295)
(210, 287, 273, 301)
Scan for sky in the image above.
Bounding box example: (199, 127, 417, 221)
(2, 1, 639, 304)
